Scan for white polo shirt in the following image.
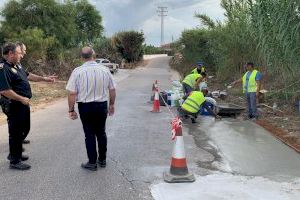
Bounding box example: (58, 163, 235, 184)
(66, 61, 115, 103)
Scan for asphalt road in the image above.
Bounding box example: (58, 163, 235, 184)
(1, 56, 300, 200)
(0, 56, 206, 200)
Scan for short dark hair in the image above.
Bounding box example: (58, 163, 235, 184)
(2, 42, 17, 55)
(247, 62, 254, 67)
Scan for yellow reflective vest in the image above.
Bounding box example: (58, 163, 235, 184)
(191, 68, 198, 74)
(182, 91, 205, 113)
(182, 74, 201, 88)
(191, 66, 206, 74)
(242, 70, 258, 93)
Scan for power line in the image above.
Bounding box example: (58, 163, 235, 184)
(157, 6, 168, 47)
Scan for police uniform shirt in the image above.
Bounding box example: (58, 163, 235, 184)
(0, 60, 32, 98)
(66, 61, 116, 103)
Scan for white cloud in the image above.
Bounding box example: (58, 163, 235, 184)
(138, 0, 224, 46)
(0, 0, 225, 46)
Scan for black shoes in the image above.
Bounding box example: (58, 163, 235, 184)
(81, 162, 97, 171)
(81, 160, 106, 170)
(7, 154, 29, 161)
(9, 162, 31, 170)
(20, 155, 29, 161)
(23, 140, 30, 144)
(98, 160, 106, 168)
(191, 118, 196, 123)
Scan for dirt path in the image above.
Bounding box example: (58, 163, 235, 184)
(0, 81, 67, 125)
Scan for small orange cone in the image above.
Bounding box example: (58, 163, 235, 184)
(151, 80, 160, 113)
(164, 117, 195, 183)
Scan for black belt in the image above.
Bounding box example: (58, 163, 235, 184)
(77, 101, 107, 105)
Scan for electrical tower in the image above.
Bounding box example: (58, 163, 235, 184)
(157, 7, 168, 47)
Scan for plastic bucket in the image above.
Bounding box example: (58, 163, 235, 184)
(200, 102, 214, 116)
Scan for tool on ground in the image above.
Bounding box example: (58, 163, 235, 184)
(164, 117, 195, 183)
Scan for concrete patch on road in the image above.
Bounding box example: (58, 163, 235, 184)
(184, 118, 232, 174)
(151, 173, 300, 200)
(143, 54, 168, 60)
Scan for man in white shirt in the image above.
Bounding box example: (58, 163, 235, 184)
(66, 46, 116, 171)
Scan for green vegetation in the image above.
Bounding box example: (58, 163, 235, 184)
(112, 31, 145, 63)
(0, 0, 145, 78)
(143, 45, 164, 54)
(0, 0, 103, 77)
(171, 0, 300, 102)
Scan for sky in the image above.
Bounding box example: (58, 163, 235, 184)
(0, 0, 225, 46)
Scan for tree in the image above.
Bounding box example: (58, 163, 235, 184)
(0, 0, 104, 47)
(8, 28, 57, 74)
(75, 0, 104, 44)
(94, 37, 122, 63)
(112, 31, 145, 62)
(1, 0, 77, 47)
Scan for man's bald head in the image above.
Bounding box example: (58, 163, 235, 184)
(81, 47, 95, 60)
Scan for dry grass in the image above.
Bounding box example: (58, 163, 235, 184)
(0, 81, 67, 125)
(123, 59, 150, 69)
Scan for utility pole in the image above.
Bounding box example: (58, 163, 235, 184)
(157, 6, 168, 47)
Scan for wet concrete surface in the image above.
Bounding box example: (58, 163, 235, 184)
(190, 117, 300, 181)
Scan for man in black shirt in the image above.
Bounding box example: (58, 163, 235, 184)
(0, 42, 56, 170)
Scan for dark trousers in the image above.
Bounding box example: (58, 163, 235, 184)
(6, 101, 30, 163)
(78, 102, 108, 164)
(182, 83, 193, 95)
(177, 107, 198, 119)
(246, 92, 257, 118)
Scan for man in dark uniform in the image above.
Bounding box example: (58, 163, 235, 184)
(16, 42, 37, 144)
(0, 42, 56, 170)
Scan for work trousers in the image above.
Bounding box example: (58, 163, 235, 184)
(177, 107, 198, 119)
(6, 101, 30, 164)
(78, 102, 108, 164)
(182, 83, 193, 96)
(246, 92, 257, 118)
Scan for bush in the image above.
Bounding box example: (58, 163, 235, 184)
(93, 37, 122, 64)
(143, 44, 164, 54)
(112, 31, 145, 63)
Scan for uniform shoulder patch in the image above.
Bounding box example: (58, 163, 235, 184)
(11, 68, 17, 74)
(0, 63, 3, 69)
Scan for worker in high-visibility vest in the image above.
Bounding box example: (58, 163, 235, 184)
(182, 72, 206, 95)
(229, 62, 262, 119)
(191, 61, 206, 75)
(178, 89, 221, 123)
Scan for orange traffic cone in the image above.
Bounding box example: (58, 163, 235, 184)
(151, 87, 160, 112)
(164, 117, 195, 183)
